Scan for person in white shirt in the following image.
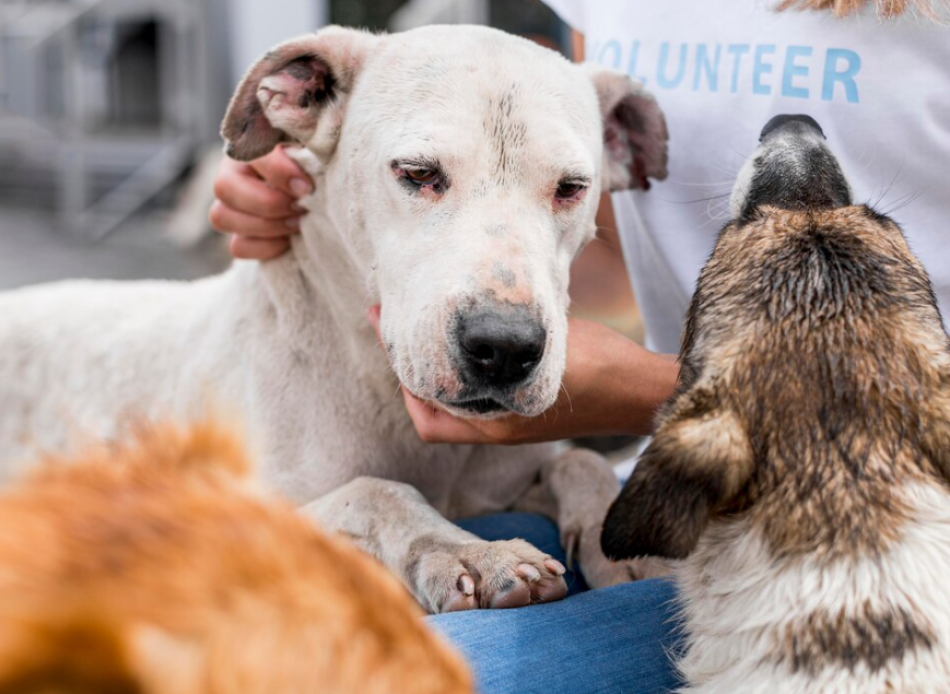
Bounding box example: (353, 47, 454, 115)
(548, 0, 950, 353)
(212, 1, 949, 450)
(210, 2, 948, 691)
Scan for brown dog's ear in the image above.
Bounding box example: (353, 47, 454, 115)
(601, 402, 753, 560)
(584, 66, 668, 192)
(221, 27, 379, 162)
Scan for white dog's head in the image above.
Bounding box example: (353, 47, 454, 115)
(222, 26, 667, 418)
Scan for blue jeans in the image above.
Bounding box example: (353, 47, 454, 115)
(429, 513, 683, 694)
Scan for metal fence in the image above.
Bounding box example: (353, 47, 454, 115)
(0, 0, 222, 238)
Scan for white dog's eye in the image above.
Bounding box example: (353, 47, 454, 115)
(392, 160, 447, 195)
(404, 168, 440, 186)
(555, 180, 588, 202)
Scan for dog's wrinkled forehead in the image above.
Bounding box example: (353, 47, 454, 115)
(351, 27, 602, 171)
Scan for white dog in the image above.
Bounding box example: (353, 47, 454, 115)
(0, 25, 668, 613)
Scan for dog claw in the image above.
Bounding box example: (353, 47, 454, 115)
(563, 530, 579, 571)
(441, 592, 476, 613)
(517, 563, 542, 583)
(458, 573, 475, 596)
(414, 539, 568, 613)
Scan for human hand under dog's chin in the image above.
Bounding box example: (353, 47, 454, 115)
(367, 306, 679, 445)
(211, 145, 314, 260)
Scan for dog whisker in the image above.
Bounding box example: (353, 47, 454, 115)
(871, 160, 907, 210)
(588, 232, 613, 246)
(667, 178, 738, 187)
(879, 187, 928, 217)
(663, 192, 732, 205)
(559, 382, 574, 414)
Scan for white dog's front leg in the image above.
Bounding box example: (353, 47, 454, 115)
(516, 449, 670, 587)
(301, 477, 568, 614)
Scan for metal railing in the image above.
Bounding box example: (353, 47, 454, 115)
(0, 0, 214, 239)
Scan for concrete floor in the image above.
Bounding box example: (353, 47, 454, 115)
(0, 206, 228, 290)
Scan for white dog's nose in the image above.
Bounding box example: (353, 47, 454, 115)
(457, 309, 546, 389)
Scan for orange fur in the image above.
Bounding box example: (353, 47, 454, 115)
(0, 422, 473, 694)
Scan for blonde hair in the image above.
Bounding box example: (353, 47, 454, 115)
(778, 0, 946, 18)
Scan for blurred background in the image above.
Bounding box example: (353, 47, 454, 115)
(0, 0, 641, 348)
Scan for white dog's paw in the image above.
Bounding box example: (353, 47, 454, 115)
(407, 537, 568, 614)
(563, 522, 671, 588)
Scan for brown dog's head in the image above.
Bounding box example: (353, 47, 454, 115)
(602, 115, 950, 562)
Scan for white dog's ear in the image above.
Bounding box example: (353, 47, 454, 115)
(585, 67, 668, 192)
(221, 27, 379, 162)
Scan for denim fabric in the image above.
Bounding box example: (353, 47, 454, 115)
(432, 513, 683, 694)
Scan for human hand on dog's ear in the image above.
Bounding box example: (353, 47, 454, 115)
(367, 306, 678, 445)
(210, 145, 314, 260)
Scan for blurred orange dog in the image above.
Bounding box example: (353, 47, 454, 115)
(0, 422, 473, 694)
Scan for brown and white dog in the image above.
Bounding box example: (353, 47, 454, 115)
(0, 422, 473, 694)
(602, 115, 950, 693)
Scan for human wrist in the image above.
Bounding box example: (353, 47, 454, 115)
(598, 338, 678, 437)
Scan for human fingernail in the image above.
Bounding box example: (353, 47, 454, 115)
(291, 201, 307, 212)
(290, 177, 312, 197)
(285, 217, 301, 230)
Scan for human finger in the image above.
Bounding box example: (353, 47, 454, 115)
(250, 146, 314, 199)
(209, 200, 301, 239)
(213, 161, 302, 220)
(228, 234, 291, 261)
(401, 387, 491, 444)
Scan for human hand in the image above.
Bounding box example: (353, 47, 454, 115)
(367, 306, 678, 445)
(209, 146, 314, 260)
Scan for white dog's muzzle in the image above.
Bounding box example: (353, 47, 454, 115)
(442, 301, 547, 416)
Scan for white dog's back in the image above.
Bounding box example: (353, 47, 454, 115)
(0, 272, 244, 476)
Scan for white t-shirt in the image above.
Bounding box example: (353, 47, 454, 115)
(544, 0, 950, 352)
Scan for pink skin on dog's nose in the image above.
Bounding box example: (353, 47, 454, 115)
(367, 305, 382, 337)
